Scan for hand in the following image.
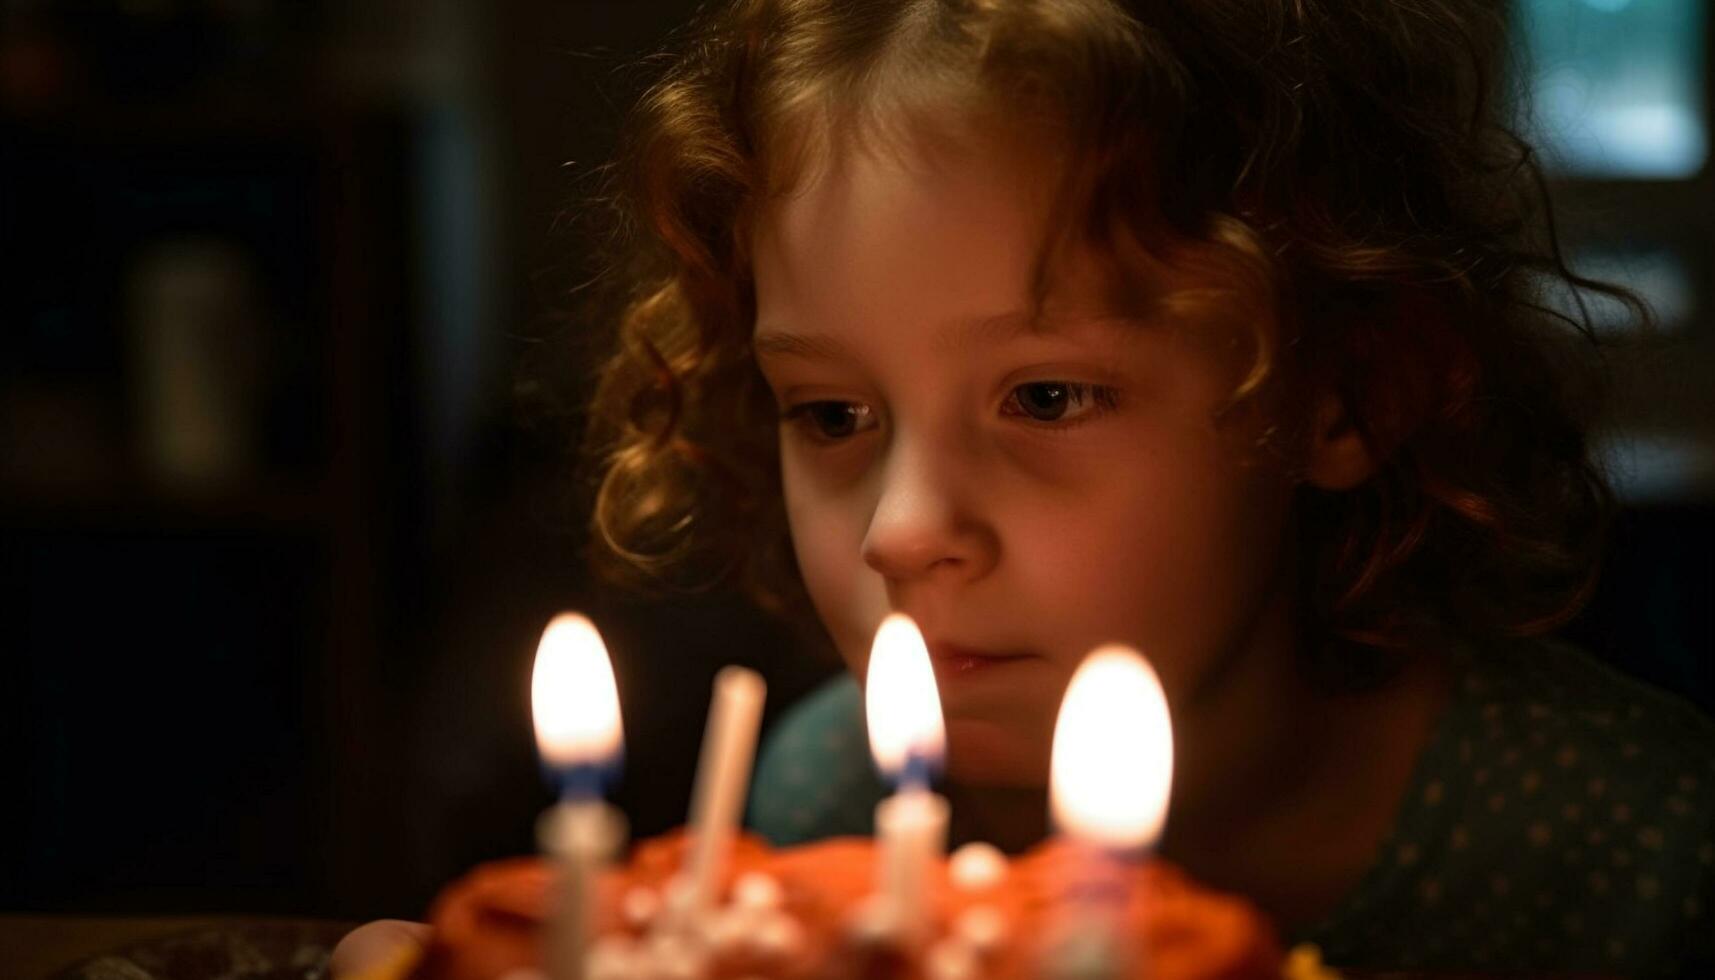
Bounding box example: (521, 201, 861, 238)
(329, 919, 431, 978)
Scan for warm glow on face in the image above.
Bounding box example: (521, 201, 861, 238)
(531, 613, 623, 770)
(1050, 645, 1173, 851)
(865, 614, 947, 781)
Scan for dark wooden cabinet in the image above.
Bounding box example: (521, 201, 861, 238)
(1, 67, 417, 911)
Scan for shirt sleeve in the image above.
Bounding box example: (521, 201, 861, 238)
(747, 675, 886, 844)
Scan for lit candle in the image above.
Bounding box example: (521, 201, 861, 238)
(678, 665, 767, 917)
(1044, 645, 1174, 978)
(1050, 645, 1173, 853)
(865, 614, 950, 945)
(532, 613, 628, 980)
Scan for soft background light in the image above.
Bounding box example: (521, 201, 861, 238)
(864, 614, 946, 780)
(531, 613, 623, 769)
(1050, 646, 1174, 852)
(1518, 0, 1707, 178)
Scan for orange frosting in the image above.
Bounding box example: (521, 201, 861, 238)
(415, 832, 1283, 979)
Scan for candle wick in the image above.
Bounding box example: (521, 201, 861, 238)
(556, 761, 608, 801)
(899, 748, 934, 792)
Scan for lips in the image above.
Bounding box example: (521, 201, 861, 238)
(925, 640, 1035, 675)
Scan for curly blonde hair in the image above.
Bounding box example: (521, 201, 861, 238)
(579, 0, 1643, 677)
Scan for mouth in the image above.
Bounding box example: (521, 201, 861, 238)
(925, 640, 1037, 676)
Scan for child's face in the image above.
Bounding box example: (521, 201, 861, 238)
(751, 127, 1299, 788)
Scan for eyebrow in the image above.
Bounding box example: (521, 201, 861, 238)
(751, 329, 855, 362)
(753, 310, 1090, 363)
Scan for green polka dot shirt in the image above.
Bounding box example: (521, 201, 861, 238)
(747, 641, 1715, 976)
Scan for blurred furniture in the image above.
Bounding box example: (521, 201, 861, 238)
(1, 3, 426, 916)
(1523, 0, 1715, 712)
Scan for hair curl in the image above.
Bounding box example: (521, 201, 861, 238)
(579, 0, 1646, 675)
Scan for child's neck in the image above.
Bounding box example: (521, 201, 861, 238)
(943, 589, 1454, 931)
(1162, 590, 1455, 928)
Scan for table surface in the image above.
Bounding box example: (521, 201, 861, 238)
(0, 914, 1618, 979)
(0, 914, 356, 980)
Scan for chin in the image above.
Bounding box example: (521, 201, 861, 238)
(943, 716, 1050, 788)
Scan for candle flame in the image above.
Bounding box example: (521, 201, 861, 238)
(531, 613, 623, 769)
(864, 614, 946, 781)
(1050, 645, 1173, 851)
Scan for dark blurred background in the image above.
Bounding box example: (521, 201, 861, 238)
(1, 0, 1710, 924)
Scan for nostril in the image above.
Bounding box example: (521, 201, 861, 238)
(862, 533, 949, 578)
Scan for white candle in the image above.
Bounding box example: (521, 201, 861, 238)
(875, 781, 949, 937)
(531, 613, 629, 980)
(864, 614, 950, 944)
(538, 799, 626, 980)
(1043, 645, 1175, 979)
(681, 665, 767, 914)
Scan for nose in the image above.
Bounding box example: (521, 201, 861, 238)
(860, 434, 998, 583)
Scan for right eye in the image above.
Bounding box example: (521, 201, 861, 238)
(781, 401, 878, 442)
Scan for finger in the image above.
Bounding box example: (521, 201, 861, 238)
(330, 919, 432, 978)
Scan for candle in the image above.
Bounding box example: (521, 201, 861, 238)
(531, 613, 628, 980)
(679, 665, 767, 916)
(1043, 645, 1175, 978)
(865, 614, 950, 945)
(1050, 645, 1173, 853)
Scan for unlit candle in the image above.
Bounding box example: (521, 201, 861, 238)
(682, 666, 767, 913)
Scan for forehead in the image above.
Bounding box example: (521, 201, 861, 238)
(751, 122, 1129, 335)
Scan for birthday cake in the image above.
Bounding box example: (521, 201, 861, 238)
(375, 616, 1335, 980)
(409, 830, 1297, 980)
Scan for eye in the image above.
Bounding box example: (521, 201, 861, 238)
(1002, 382, 1118, 424)
(782, 400, 879, 442)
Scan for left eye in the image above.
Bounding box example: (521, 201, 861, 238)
(1002, 382, 1115, 423)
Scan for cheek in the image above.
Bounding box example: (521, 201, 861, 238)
(782, 458, 881, 668)
(1013, 451, 1292, 700)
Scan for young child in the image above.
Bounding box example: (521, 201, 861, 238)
(578, 0, 1714, 975)
(335, 0, 1713, 976)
